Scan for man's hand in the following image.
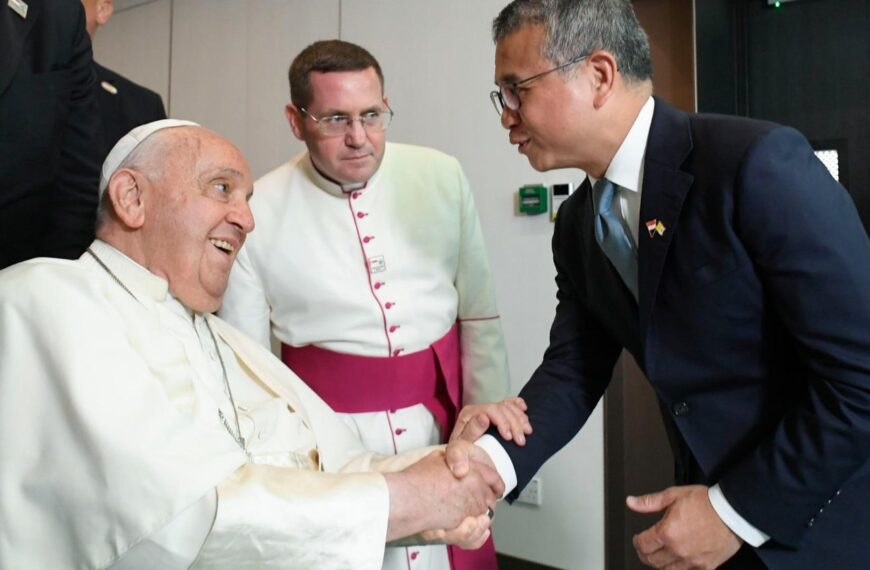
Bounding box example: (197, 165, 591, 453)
(444, 438, 503, 484)
(449, 397, 531, 445)
(420, 512, 492, 549)
(383, 449, 501, 542)
(626, 485, 742, 569)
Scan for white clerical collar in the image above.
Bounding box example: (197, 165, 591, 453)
(591, 96, 654, 193)
(302, 143, 389, 198)
(88, 239, 169, 302)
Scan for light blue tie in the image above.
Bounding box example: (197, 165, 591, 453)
(593, 178, 638, 300)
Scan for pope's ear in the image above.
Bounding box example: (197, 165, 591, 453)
(106, 169, 145, 229)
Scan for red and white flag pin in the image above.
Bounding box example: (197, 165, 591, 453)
(646, 219, 666, 238)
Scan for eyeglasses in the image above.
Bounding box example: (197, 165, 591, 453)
(300, 106, 394, 136)
(490, 54, 589, 115)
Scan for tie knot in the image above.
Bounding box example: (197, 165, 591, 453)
(593, 178, 616, 216)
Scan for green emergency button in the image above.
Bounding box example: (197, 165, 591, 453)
(518, 184, 548, 215)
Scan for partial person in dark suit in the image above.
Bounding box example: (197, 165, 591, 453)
(80, 0, 166, 160)
(0, 0, 102, 269)
(451, 1, 870, 568)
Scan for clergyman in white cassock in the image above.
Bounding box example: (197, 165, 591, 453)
(220, 41, 510, 570)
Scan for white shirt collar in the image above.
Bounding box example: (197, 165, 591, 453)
(603, 97, 655, 193)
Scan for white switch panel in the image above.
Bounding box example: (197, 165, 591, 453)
(516, 476, 543, 506)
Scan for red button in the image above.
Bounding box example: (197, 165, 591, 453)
(374, 282, 382, 290)
(389, 325, 399, 333)
(395, 428, 406, 435)
(357, 212, 366, 219)
(410, 551, 419, 560)
(363, 236, 374, 243)
(352, 192, 360, 199)
(385, 302, 393, 309)
(392, 348, 404, 356)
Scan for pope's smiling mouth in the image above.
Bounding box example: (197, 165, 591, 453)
(209, 238, 234, 254)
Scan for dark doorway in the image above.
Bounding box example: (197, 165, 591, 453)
(604, 2, 694, 569)
(696, 0, 870, 229)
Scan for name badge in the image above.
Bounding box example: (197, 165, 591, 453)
(8, 0, 28, 19)
(368, 255, 386, 274)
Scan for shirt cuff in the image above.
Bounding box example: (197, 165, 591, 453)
(708, 484, 770, 547)
(475, 434, 517, 500)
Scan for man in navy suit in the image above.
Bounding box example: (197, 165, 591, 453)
(0, 0, 102, 269)
(81, 0, 167, 161)
(461, 0, 870, 568)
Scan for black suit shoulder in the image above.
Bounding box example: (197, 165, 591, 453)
(0, 0, 102, 268)
(94, 61, 166, 158)
(683, 111, 785, 179)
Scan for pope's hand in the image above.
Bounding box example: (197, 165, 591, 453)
(383, 448, 501, 542)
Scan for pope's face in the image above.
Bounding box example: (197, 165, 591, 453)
(288, 67, 388, 185)
(141, 131, 254, 312)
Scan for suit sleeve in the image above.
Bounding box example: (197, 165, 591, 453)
(719, 126, 870, 547)
(453, 162, 510, 405)
(500, 201, 623, 497)
(41, 2, 101, 258)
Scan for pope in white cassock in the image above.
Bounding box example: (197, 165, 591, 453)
(0, 120, 505, 569)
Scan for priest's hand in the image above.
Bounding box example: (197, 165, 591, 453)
(449, 397, 531, 445)
(627, 485, 743, 569)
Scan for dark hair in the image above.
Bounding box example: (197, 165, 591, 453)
(492, 0, 652, 83)
(288, 40, 384, 107)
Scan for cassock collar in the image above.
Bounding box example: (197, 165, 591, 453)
(87, 239, 170, 303)
(301, 143, 389, 198)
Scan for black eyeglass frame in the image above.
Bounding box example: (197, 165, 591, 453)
(490, 53, 589, 115)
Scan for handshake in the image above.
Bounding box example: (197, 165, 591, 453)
(383, 397, 532, 549)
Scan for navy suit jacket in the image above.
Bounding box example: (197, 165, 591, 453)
(0, 0, 101, 269)
(94, 62, 166, 163)
(503, 98, 870, 568)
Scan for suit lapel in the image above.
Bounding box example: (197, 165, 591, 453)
(637, 99, 694, 343)
(0, 0, 42, 97)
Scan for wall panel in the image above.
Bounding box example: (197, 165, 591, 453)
(170, 0, 339, 178)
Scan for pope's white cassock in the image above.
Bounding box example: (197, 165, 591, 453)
(0, 240, 434, 569)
